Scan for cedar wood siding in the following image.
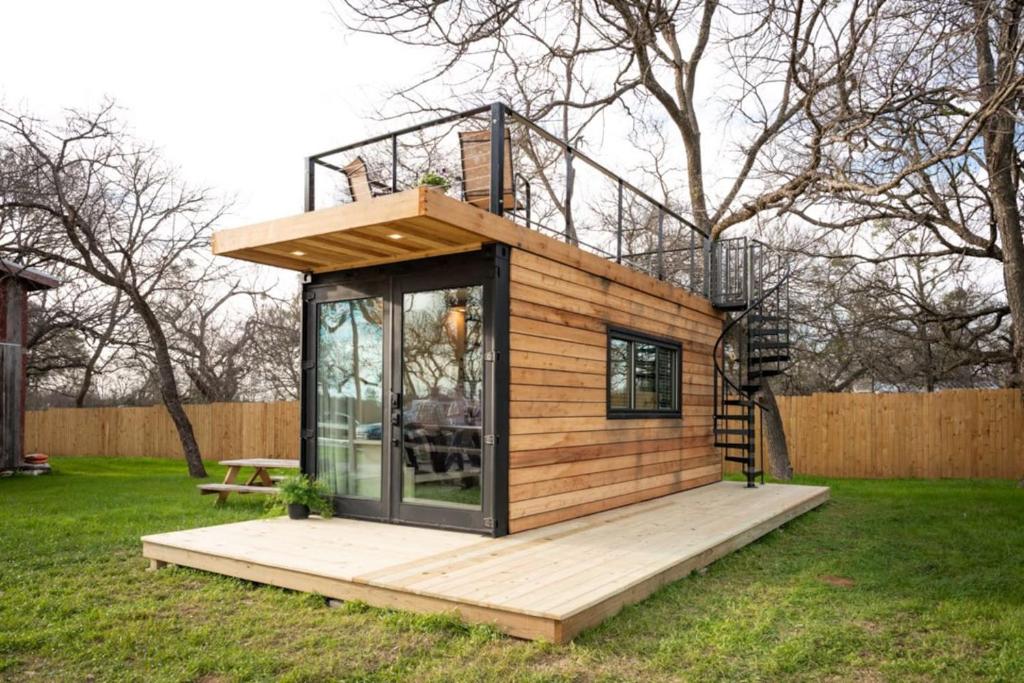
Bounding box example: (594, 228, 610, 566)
(507, 248, 725, 533)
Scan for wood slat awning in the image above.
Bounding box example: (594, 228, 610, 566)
(212, 187, 719, 316)
(213, 188, 500, 273)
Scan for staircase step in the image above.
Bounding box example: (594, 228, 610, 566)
(749, 354, 790, 364)
(716, 428, 754, 436)
(723, 398, 754, 407)
(715, 413, 753, 423)
(748, 370, 782, 380)
(715, 441, 753, 450)
(724, 455, 754, 464)
(749, 340, 789, 350)
(740, 383, 761, 391)
(750, 327, 786, 336)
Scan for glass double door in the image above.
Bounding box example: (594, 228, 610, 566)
(312, 272, 487, 532)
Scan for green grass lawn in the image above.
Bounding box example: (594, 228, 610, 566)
(1, 458, 1022, 682)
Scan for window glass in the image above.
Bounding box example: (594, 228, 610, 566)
(634, 342, 657, 410)
(657, 346, 676, 410)
(400, 286, 483, 510)
(609, 338, 631, 409)
(607, 331, 680, 415)
(316, 297, 384, 499)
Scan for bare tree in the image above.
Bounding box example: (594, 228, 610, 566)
(249, 295, 302, 400)
(162, 264, 276, 403)
(0, 103, 227, 477)
(340, 0, 903, 477)
(785, 1, 1024, 390)
(781, 224, 1012, 393)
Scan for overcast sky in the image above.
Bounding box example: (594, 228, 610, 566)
(1, 1, 429, 230)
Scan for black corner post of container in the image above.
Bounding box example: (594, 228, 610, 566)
(391, 134, 399, 193)
(489, 103, 506, 217)
(616, 179, 624, 264)
(656, 208, 665, 280)
(304, 157, 316, 212)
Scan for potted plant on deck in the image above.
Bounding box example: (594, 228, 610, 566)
(278, 474, 333, 520)
(418, 170, 451, 194)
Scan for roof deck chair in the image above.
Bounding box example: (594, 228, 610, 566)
(341, 156, 390, 203)
(458, 129, 522, 213)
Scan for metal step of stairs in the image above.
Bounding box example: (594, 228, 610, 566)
(714, 441, 753, 450)
(749, 354, 790, 365)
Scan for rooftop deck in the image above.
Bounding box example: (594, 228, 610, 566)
(214, 103, 735, 298)
(143, 481, 828, 643)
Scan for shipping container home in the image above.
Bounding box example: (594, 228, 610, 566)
(144, 103, 825, 642)
(209, 103, 793, 537)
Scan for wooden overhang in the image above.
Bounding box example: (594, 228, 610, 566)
(212, 187, 718, 316)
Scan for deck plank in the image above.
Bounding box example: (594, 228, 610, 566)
(142, 481, 829, 642)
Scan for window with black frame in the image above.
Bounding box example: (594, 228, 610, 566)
(607, 329, 681, 417)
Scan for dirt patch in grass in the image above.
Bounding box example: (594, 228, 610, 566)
(820, 574, 856, 588)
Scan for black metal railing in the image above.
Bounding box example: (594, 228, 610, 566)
(303, 102, 711, 295)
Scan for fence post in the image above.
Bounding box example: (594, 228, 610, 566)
(391, 134, 399, 193)
(616, 179, 623, 264)
(304, 157, 315, 212)
(489, 103, 505, 216)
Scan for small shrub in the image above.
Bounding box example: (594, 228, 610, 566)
(417, 170, 451, 191)
(277, 475, 333, 518)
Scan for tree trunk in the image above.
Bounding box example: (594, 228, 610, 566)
(132, 294, 206, 478)
(758, 378, 793, 480)
(973, 1, 1024, 387)
(982, 118, 1024, 387)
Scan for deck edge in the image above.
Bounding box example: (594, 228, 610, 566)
(141, 540, 560, 642)
(556, 486, 830, 642)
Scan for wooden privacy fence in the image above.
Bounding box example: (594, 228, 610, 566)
(25, 389, 1024, 478)
(727, 389, 1023, 479)
(25, 402, 300, 461)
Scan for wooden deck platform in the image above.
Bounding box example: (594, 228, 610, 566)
(142, 481, 828, 643)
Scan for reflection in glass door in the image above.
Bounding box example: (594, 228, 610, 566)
(316, 297, 385, 502)
(399, 286, 484, 511)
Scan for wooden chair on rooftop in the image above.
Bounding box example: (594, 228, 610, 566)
(458, 129, 522, 212)
(342, 156, 390, 202)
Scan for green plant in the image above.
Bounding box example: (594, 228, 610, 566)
(417, 170, 451, 191)
(277, 474, 333, 517)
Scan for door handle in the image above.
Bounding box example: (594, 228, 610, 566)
(390, 391, 402, 446)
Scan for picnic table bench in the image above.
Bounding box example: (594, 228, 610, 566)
(198, 458, 300, 503)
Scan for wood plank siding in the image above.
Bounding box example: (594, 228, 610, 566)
(507, 248, 726, 533)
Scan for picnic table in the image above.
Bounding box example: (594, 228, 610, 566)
(198, 458, 300, 503)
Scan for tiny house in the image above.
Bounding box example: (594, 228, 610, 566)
(211, 103, 792, 537)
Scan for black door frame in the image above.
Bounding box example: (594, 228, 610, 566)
(300, 246, 510, 536)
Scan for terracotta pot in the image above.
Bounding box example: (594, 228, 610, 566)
(287, 503, 310, 520)
(420, 184, 448, 194)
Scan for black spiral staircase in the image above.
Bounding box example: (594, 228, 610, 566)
(709, 239, 791, 488)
